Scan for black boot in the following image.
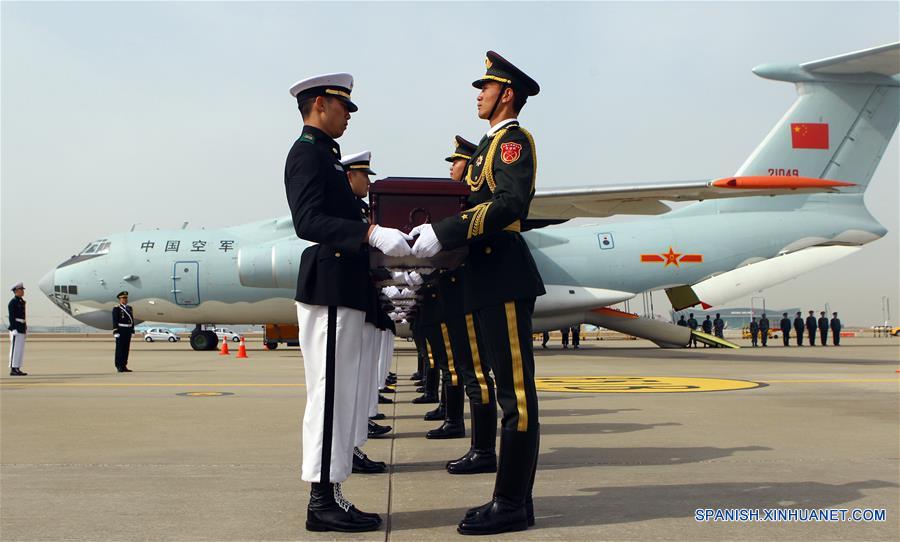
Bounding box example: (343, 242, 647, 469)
(425, 380, 447, 420)
(368, 420, 392, 438)
(409, 371, 421, 381)
(306, 482, 381, 532)
(457, 428, 539, 535)
(427, 383, 465, 439)
(377, 394, 393, 404)
(412, 367, 439, 403)
(352, 447, 387, 474)
(447, 401, 496, 474)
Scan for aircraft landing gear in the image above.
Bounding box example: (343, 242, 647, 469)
(190, 324, 220, 351)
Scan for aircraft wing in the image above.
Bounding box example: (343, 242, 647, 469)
(529, 176, 855, 219)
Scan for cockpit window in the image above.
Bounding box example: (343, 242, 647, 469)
(78, 239, 111, 256)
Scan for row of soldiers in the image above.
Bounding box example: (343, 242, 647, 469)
(284, 51, 542, 535)
(677, 311, 843, 346)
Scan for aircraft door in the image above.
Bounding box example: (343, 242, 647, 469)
(172, 262, 200, 306)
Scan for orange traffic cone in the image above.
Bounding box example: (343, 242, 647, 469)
(219, 337, 230, 356)
(236, 336, 249, 359)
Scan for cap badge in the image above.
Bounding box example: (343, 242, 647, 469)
(485, 57, 492, 69)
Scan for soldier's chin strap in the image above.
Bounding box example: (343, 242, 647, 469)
(486, 82, 507, 125)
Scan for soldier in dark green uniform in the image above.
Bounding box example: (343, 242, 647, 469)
(411, 51, 543, 536)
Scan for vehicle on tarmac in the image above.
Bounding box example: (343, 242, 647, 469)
(214, 328, 241, 342)
(38, 43, 900, 350)
(144, 327, 180, 342)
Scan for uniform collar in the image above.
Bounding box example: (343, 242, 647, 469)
(301, 125, 341, 158)
(486, 118, 518, 138)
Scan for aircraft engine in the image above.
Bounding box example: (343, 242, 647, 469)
(237, 240, 304, 289)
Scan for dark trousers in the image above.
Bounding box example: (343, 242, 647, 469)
(474, 299, 539, 432)
(760, 330, 768, 346)
(820, 329, 828, 345)
(807, 328, 816, 346)
(560, 329, 569, 347)
(750, 331, 758, 346)
(571, 327, 580, 347)
(832, 331, 840, 346)
(795, 328, 803, 346)
(782, 330, 790, 346)
(114, 332, 132, 370)
(442, 313, 496, 406)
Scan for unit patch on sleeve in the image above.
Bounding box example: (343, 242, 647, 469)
(500, 142, 522, 164)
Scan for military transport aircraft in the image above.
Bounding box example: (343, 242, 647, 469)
(39, 43, 899, 349)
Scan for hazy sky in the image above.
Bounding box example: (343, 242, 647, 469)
(2, 1, 898, 327)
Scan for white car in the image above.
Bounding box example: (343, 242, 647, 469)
(144, 327, 180, 342)
(214, 328, 241, 342)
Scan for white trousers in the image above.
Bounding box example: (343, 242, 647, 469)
(372, 331, 394, 416)
(297, 302, 363, 483)
(8, 331, 26, 369)
(355, 323, 380, 448)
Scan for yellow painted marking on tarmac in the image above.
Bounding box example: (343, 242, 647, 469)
(535, 376, 763, 393)
(0, 383, 306, 387)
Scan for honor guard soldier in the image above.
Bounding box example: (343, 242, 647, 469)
(411, 51, 543, 535)
(780, 313, 792, 346)
(713, 313, 725, 339)
(112, 291, 134, 372)
(340, 151, 390, 474)
(830, 312, 842, 346)
(749, 317, 759, 347)
(818, 311, 829, 345)
(793, 311, 805, 346)
(7, 282, 28, 376)
(759, 313, 769, 346)
(285, 73, 411, 533)
(702, 315, 713, 346)
(687, 313, 699, 347)
(806, 310, 818, 346)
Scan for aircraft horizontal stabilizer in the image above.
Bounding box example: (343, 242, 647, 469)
(529, 176, 855, 220)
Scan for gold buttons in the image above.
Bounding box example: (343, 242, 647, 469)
(484, 247, 492, 254)
(451, 277, 456, 283)
(432, 293, 437, 299)
(334, 252, 341, 257)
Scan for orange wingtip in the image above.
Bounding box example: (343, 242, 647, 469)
(712, 176, 856, 190)
(591, 307, 640, 319)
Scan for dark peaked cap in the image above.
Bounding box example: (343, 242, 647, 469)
(445, 135, 478, 162)
(472, 51, 540, 96)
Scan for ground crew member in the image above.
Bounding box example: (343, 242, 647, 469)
(702, 315, 713, 347)
(713, 313, 725, 339)
(411, 51, 543, 535)
(677, 315, 687, 327)
(780, 313, 791, 346)
(793, 311, 805, 346)
(806, 310, 818, 346)
(759, 313, 769, 347)
(571, 325, 580, 349)
(340, 151, 390, 474)
(818, 311, 829, 346)
(285, 73, 411, 532)
(7, 282, 27, 376)
(830, 312, 842, 346)
(749, 317, 759, 347)
(112, 291, 134, 372)
(687, 313, 698, 348)
(560, 327, 569, 348)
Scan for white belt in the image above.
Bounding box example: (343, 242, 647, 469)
(119, 324, 132, 327)
(15, 318, 26, 323)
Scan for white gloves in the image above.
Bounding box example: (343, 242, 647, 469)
(410, 223, 443, 258)
(390, 270, 424, 289)
(382, 286, 401, 299)
(368, 225, 413, 257)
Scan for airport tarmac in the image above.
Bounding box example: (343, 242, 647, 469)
(1, 337, 898, 541)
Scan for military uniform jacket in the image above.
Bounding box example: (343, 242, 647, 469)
(112, 304, 134, 335)
(749, 321, 758, 333)
(416, 282, 442, 327)
(285, 126, 371, 311)
(438, 268, 466, 318)
(794, 317, 804, 331)
(818, 317, 829, 331)
(830, 318, 841, 332)
(806, 316, 817, 330)
(759, 317, 769, 330)
(432, 121, 545, 311)
(8, 297, 26, 333)
(687, 317, 698, 330)
(780, 317, 792, 331)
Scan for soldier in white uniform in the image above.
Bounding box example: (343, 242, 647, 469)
(284, 73, 411, 532)
(8, 282, 28, 376)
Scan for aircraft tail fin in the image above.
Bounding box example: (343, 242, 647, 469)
(734, 42, 899, 193)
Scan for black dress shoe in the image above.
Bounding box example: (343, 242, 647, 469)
(426, 421, 466, 439)
(446, 449, 496, 474)
(409, 371, 421, 381)
(457, 497, 528, 535)
(379, 387, 396, 394)
(306, 482, 380, 532)
(413, 380, 424, 387)
(464, 497, 534, 527)
(412, 393, 439, 404)
(10, 368, 26, 376)
(369, 413, 386, 421)
(352, 448, 387, 474)
(378, 395, 393, 404)
(423, 405, 445, 421)
(415, 386, 425, 393)
(368, 421, 392, 438)
(388, 372, 396, 378)
(121, 368, 132, 372)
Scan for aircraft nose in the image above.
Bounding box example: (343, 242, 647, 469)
(39, 269, 54, 297)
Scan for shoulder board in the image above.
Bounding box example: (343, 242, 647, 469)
(299, 133, 316, 144)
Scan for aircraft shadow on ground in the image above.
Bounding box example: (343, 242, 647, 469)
(390, 408, 640, 421)
(387, 479, 897, 530)
(392, 421, 677, 441)
(390, 444, 767, 474)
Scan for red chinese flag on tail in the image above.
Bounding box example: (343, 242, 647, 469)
(790, 123, 829, 149)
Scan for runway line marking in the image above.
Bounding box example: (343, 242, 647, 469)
(0, 383, 306, 387)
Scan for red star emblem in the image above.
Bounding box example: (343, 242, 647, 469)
(663, 246, 682, 267)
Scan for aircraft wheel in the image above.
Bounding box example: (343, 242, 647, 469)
(190, 331, 220, 351)
(265, 341, 278, 350)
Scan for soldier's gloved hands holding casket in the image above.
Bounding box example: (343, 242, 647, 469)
(382, 286, 402, 299)
(368, 225, 413, 257)
(410, 224, 442, 258)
